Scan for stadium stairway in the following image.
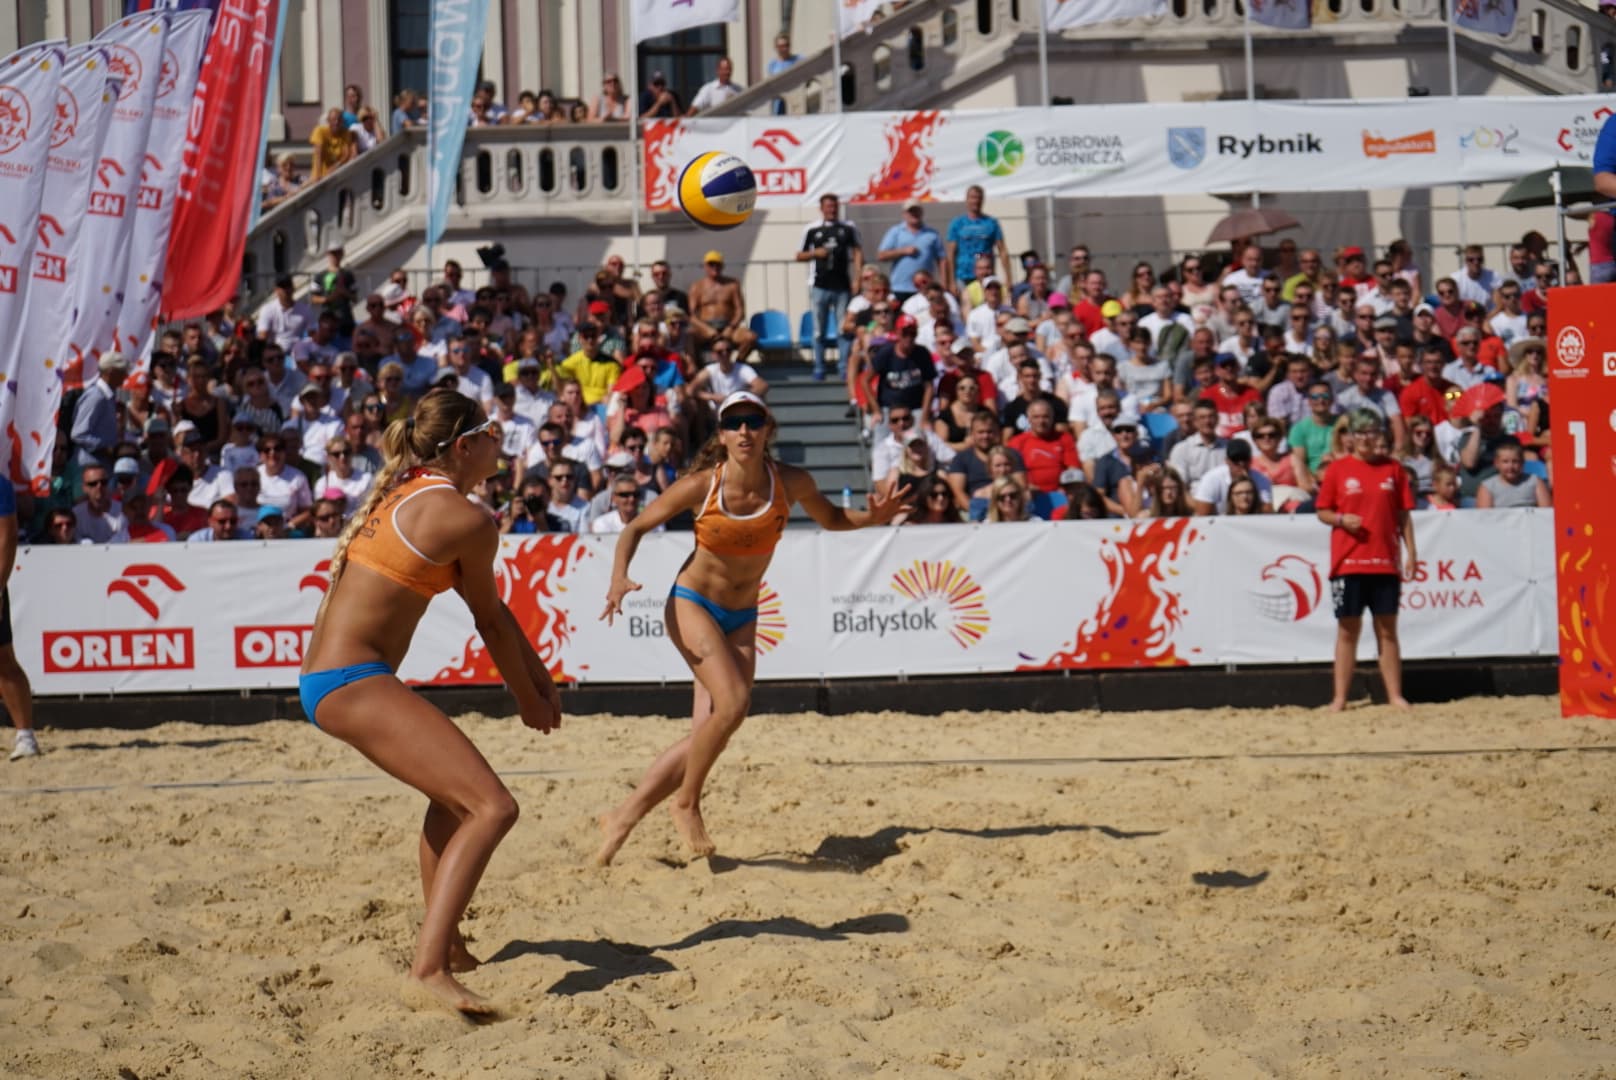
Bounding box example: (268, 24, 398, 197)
(750, 359, 870, 525)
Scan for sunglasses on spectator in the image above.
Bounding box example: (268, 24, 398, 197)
(1308, 392, 1332, 400)
(927, 490, 949, 500)
(720, 413, 768, 432)
(315, 512, 341, 522)
(612, 490, 637, 499)
(364, 403, 384, 412)
(236, 478, 260, 488)
(550, 471, 576, 483)
(262, 444, 285, 454)
(888, 415, 913, 428)
(1254, 430, 1280, 440)
(539, 438, 562, 448)
(997, 492, 1022, 502)
(83, 478, 108, 488)
(329, 449, 350, 459)
(246, 378, 266, 388)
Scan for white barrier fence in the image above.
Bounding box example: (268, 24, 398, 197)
(645, 96, 1613, 207)
(12, 510, 1554, 696)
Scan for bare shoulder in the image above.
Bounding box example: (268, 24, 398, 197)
(776, 463, 820, 501)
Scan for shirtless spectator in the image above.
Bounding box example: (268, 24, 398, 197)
(688, 251, 758, 363)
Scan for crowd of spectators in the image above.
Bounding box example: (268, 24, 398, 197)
(48, 242, 768, 545)
(818, 189, 1556, 524)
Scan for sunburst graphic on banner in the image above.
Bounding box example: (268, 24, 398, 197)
(754, 581, 788, 655)
(889, 560, 991, 649)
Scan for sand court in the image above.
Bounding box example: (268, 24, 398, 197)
(3, 695, 1615, 1078)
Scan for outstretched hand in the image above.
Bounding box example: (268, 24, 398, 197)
(601, 576, 642, 624)
(863, 487, 908, 526)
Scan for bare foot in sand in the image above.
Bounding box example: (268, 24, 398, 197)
(1387, 696, 1412, 711)
(669, 801, 716, 859)
(448, 934, 480, 973)
(402, 971, 497, 1016)
(594, 810, 639, 867)
(1327, 699, 1348, 713)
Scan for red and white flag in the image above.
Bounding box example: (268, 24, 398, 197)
(160, 0, 283, 321)
(11, 45, 121, 492)
(108, 9, 208, 362)
(0, 41, 67, 426)
(60, 10, 171, 388)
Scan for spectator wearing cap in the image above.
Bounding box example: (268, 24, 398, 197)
(870, 314, 937, 422)
(309, 497, 347, 540)
(1409, 302, 1454, 363)
(254, 504, 289, 540)
(605, 362, 676, 451)
(1007, 398, 1079, 511)
(1047, 467, 1092, 520)
(1335, 246, 1373, 296)
(112, 456, 144, 507)
(284, 382, 343, 468)
(557, 322, 622, 409)
(938, 337, 999, 414)
(510, 354, 557, 427)
(688, 56, 744, 115)
(217, 409, 262, 473)
(486, 382, 536, 473)
(1191, 438, 1273, 515)
(1443, 327, 1492, 389)
(188, 498, 243, 542)
(71, 352, 128, 468)
(138, 416, 179, 496)
(871, 403, 954, 480)
(290, 311, 342, 374)
(981, 316, 1053, 401)
(797, 193, 864, 381)
(72, 464, 129, 543)
(639, 70, 683, 117)
(1450, 245, 1500, 307)
(878, 200, 945, 306)
(318, 436, 373, 514)
(585, 450, 640, 520)
(1167, 401, 1227, 489)
(255, 434, 313, 531)
(256, 276, 315, 351)
(687, 251, 759, 364)
(1086, 302, 1134, 367)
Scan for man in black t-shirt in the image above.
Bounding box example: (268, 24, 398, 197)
(869, 315, 935, 415)
(797, 193, 863, 381)
(998, 358, 1065, 437)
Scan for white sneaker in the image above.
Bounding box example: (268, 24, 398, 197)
(9, 730, 38, 760)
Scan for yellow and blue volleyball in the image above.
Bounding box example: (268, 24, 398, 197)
(676, 151, 757, 231)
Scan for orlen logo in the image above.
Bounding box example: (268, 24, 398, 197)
(43, 564, 194, 672)
(236, 559, 329, 667)
(0, 83, 32, 156)
(830, 560, 990, 648)
(50, 85, 78, 150)
(136, 153, 163, 211)
(750, 128, 805, 195)
(32, 214, 64, 282)
(89, 157, 126, 217)
(106, 44, 142, 102)
(1252, 555, 1324, 622)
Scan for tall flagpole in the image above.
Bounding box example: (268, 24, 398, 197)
(1243, 0, 1260, 209)
(1038, 1, 1055, 265)
(1447, 8, 1467, 247)
(628, 0, 642, 276)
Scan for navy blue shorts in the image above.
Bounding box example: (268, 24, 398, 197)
(1331, 574, 1401, 619)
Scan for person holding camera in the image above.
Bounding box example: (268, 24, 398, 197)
(501, 472, 568, 535)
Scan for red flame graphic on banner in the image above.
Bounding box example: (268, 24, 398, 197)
(643, 119, 690, 212)
(852, 111, 945, 205)
(1021, 519, 1203, 670)
(1559, 522, 1616, 716)
(431, 535, 591, 685)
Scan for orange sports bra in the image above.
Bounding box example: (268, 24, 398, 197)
(693, 461, 789, 558)
(346, 474, 461, 597)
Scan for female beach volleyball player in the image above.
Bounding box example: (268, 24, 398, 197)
(596, 391, 903, 864)
(300, 389, 561, 1015)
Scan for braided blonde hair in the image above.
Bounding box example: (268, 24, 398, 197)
(327, 388, 484, 586)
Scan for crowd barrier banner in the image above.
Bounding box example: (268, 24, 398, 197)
(644, 96, 1615, 209)
(10, 510, 1554, 697)
(10, 45, 118, 493)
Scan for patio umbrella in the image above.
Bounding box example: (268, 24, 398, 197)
(1449, 381, 1506, 421)
(1206, 207, 1301, 245)
(1494, 166, 1598, 210)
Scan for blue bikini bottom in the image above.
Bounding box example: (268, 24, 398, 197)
(298, 661, 393, 728)
(670, 585, 758, 635)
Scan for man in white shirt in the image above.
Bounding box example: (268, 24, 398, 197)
(870, 404, 955, 478)
(255, 276, 315, 351)
(1451, 244, 1500, 306)
(1088, 304, 1137, 366)
(1221, 244, 1269, 308)
(261, 344, 306, 416)
(1488, 281, 1529, 344)
(1167, 400, 1228, 488)
(914, 288, 965, 353)
(1190, 438, 1271, 514)
(283, 384, 344, 468)
(688, 56, 744, 115)
(980, 318, 1053, 400)
(543, 459, 592, 533)
(73, 465, 129, 543)
(177, 424, 235, 509)
(491, 384, 537, 466)
(445, 337, 494, 408)
(1066, 354, 1139, 431)
(513, 357, 556, 426)
(290, 312, 342, 368)
(1138, 285, 1194, 351)
(966, 278, 1013, 351)
(1442, 328, 1492, 389)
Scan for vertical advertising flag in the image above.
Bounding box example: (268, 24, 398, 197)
(631, 0, 741, 42)
(159, 0, 280, 321)
(838, 1, 887, 38)
(60, 11, 169, 388)
(11, 46, 119, 492)
(108, 9, 208, 361)
(426, 0, 493, 248)
(1454, 0, 1518, 37)
(1045, 0, 1168, 29)
(0, 42, 66, 357)
(1250, 0, 1312, 30)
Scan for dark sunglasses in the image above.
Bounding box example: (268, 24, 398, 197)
(720, 413, 768, 432)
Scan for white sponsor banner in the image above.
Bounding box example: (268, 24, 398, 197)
(11, 46, 119, 494)
(631, 0, 740, 43)
(59, 10, 169, 387)
(644, 96, 1616, 209)
(839, 1, 886, 37)
(109, 10, 208, 361)
(1046, 0, 1169, 30)
(10, 510, 1554, 697)
(0, 40, 66, 458)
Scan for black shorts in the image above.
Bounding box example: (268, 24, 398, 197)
(0, 587, 11, 648)
(1331, 574, 1401, 619)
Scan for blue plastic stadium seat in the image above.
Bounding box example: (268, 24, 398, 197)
(1142, 411, 1179, 444)
(1522, 459, 1549, 481)
(798, 309, 838, 349)
(750, 309, 794, 356)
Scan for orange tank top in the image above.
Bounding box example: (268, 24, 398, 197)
(693, 461, 789, 558)
(345, 474, 461, 597)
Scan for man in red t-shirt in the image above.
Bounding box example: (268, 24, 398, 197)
(1397, 345, 1455, 428)
(1008, 399, 1079, 515)
(1200, 355, 1260, 437)
(1315, 408, 1417, 712)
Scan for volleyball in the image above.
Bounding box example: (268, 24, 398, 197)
(676, 151, 758, 231)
